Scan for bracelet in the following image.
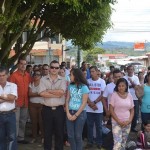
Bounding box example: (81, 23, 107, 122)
(74, 114, 78, 117)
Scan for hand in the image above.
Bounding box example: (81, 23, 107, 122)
(91, 104, 98, 111)
(88, 101, 95, 108)
(117, 120, 125, 127)
(70, 115, 77, 121)
(67, 112, 72, 120)
(128, 78, 135, 85)
(122, 120, 131, 127)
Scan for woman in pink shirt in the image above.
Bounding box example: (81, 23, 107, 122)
(109, 78, 134, 150)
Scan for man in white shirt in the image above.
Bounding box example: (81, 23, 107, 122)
(124, 65, 140, 132)
(103, 69, 122, 109)
(0, 67, 17, 150)
(85, 66, 107, 149)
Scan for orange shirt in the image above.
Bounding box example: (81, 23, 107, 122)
(8, 70, 31, 107)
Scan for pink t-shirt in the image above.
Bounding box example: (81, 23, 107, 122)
(110, 92, 134, 122)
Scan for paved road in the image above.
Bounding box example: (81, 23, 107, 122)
(18, 123, 138, 150)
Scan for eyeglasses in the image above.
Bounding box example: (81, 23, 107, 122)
(50, 66, 59, 70)
(33, 74, 41, 77)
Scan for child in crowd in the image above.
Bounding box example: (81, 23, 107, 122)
(127, 120, 150, 150)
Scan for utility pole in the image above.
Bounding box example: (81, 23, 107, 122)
(48, 38, 52, 64)
(77, 46, 80, 68)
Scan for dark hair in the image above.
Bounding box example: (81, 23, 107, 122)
(59, 65, 65, 72)
(50, 60, 59, 66)
(42, 64, 49, 68)
(114, 78, 128, 92)
(82, 68, 87, 72)
(127, 65, 134, 70)
(38, 64, 42, 68)
(70, 68, 88, 88)
(148, 66, 150, 70)
(110, 65, 115, 69)
(147, 72, 150, 77)
(0, 66, 9, 74)
(61, 61, 66, 65)
(89, 66, 98, 71)
(17, 56, 26, 64)
(33, 70, 41, 77)
(143, 120, 150, 126)
(81, 61, 86, 66)
(33, 65, 39, 70)
(138, 71, 143, 76)
(113, 69, 121, 75)
(26, 65, 32, 70)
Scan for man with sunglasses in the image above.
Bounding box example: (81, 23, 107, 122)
(38, 60, 66, 150)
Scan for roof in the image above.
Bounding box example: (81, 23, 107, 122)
(30, 49, 62, 56)
(100, 54, 128, 57)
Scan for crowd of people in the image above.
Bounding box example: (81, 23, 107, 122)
(1, 57, 150, 150)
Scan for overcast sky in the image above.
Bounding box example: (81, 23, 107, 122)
(103, 0, 150, 42)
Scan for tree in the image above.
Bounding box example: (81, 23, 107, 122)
(83, 47, 105, 65)
(0, 0, 116, 68)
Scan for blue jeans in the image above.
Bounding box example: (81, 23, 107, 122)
(0, 112, 17, 150)
(87, 112, 103, 145)
(66, 111, 86, 150)
(131, 100, 139, 129)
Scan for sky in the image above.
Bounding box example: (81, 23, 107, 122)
(103, 0, 150, 42)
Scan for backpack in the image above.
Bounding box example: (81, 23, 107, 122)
(137, 132, 150, 149)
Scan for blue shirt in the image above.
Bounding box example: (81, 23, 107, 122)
(141, 85, 150, 113)
(68, 84, 89, 110)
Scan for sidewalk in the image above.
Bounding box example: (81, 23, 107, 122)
(18, 122, 138, 150)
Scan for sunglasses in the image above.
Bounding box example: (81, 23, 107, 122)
(50, 66, 59, 70)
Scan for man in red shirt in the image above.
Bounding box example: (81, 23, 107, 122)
(9, 57, 31, 144)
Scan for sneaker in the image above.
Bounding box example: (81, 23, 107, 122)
(85, 143, 93, 149)
(41, 138, 44, 144)
(30, 138, 36, 144)
(64, 141, 70, 147)
(18, 140, 29, 144)
(97, 144, 102, 149)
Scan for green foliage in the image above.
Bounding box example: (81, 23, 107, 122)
(83, 47, 105, 65)
(0, 0, 115, 67)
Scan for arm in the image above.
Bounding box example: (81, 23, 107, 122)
(109, 104, 124, 127)
(102, 97, 110, 117)
(39, 91, 61, 98)
(0, 94, 16, 103)
(70, 93, 88, 121)
(46, 89, 64, 97)
(65, 90, 72, 120)
(124, 107, 134, 126)
(28, 87, 40, 97)
(87, 98, 98, 111)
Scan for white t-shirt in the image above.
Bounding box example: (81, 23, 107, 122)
(86, 78, 106, 113)
(103, 82, 116, 105)
(29, 83, 44, 104)
(124, 75, 140, 100)
(0, 82, 17, 111)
